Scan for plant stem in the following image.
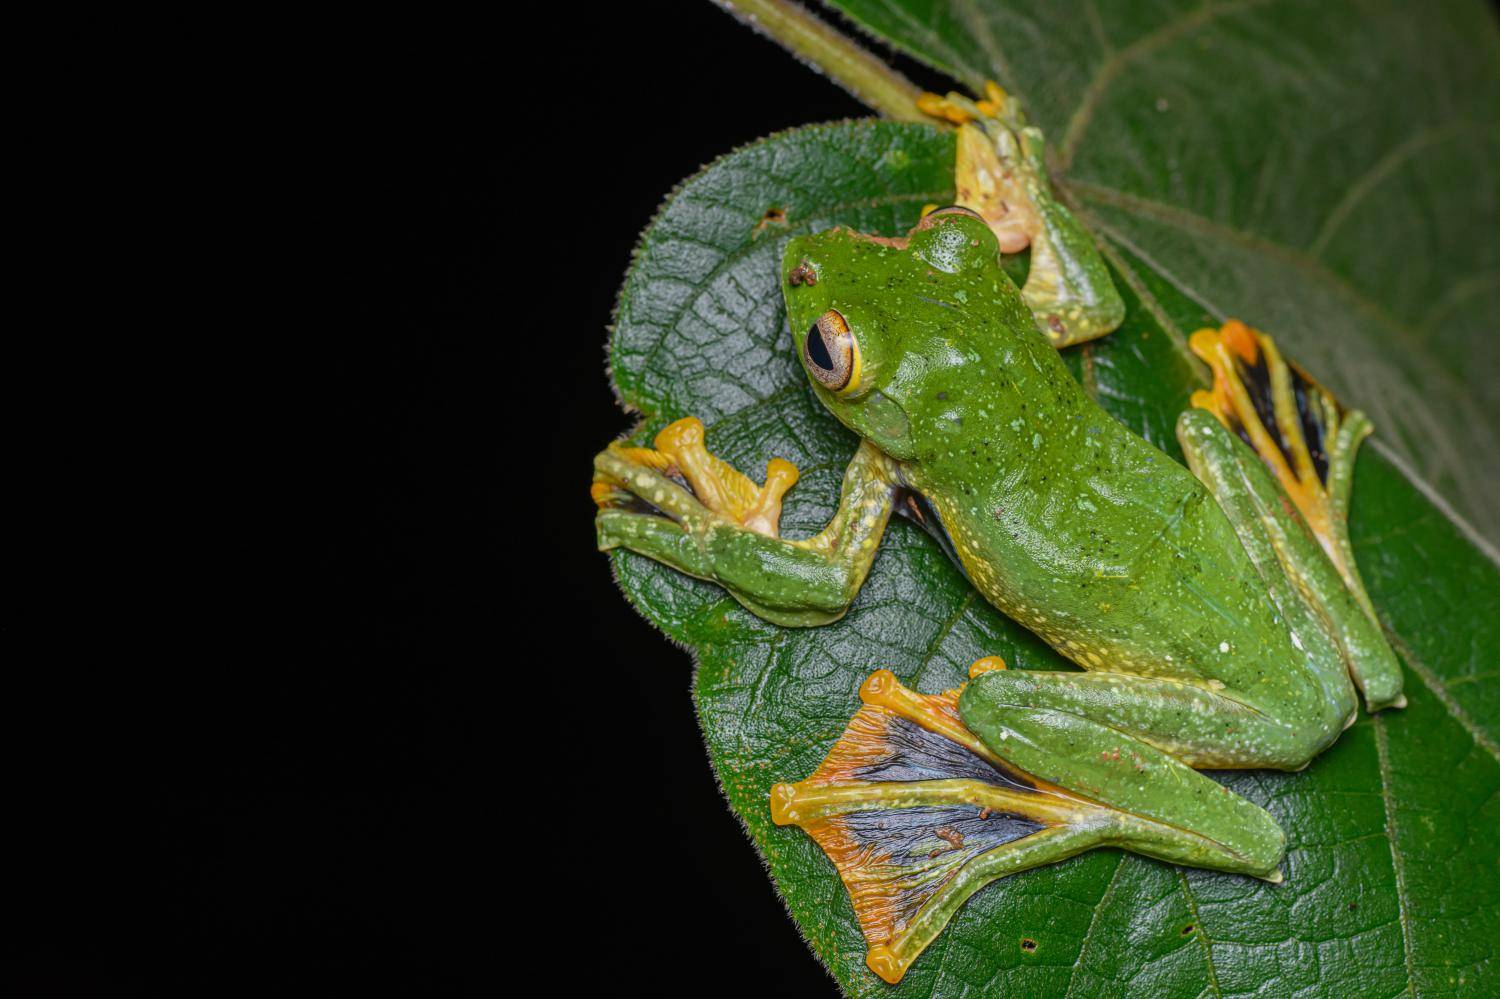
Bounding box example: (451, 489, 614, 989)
(713, 0, 927, 122)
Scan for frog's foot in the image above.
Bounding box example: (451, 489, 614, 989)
(917, 80, 1015, 127)
(772, 664, 1277, 984)
(593, 425, 900, 627)
(771, 664, 1109, 984)
(920, 81, 1035, 255)
(921, 81, 1123, 346)
(1189, 320, 1380, 625)
(592, 416, 798, 538)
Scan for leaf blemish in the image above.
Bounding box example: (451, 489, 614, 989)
(1020, 938, 1037, 953)
(753, 206, 789, 236)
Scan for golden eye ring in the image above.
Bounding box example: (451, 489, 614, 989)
(804, 309, 857, 391)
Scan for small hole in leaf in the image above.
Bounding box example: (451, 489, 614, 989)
(1348, 902, 1358, 911)
(1020, 938, 1037, 953)
(1182, 924, 1195, 936)
(753, 207, 789, 236)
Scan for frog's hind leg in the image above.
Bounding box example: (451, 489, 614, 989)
(773, 664, 1281, 985)
(919, 83, 1125, 346)
(1188, 322, 1379, 625)
(1178, 337, 1404, 712)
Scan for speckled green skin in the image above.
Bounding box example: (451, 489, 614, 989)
(596, 208, 1402, 883)
(772, 211, 1400, 873)
(785, 215, 1346, 745)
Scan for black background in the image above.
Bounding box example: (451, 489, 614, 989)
(36, 5, 960, 996)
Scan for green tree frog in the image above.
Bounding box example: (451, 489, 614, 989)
(590, 88, 1404, 985)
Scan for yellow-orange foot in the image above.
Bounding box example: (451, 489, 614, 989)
(591, 417, 799, 538)
(917, 80, 1011, 125)
(916, 82, 1038, 255)
(770, 661, 1123, 985)
(1189, 320, 1378, 621)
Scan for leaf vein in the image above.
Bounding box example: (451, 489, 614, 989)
(912, 589, 976, 690)
(1059, 0, 1269, 169)
(1417, 268, 1500, 335)
(1383, 628, 1500, 764)
(1176, 869, 1222, 998)
(1367, 440, 1500, 570)
(1063, 853, 1126, 999)
(868, 0, 986, 92)
(1373, 714, 1419, 997)
(950, 0, 1016, 95)
(1086, 226, 1205, 375)
(1309, 120, 1485, 258)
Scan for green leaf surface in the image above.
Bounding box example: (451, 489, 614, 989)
(824, 0, 1500, 546)
(602, 6, 1500, 995)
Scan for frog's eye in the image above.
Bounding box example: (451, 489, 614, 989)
(805, 309, 856, 391)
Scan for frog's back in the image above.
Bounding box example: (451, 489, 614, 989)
(906, 320, 1301, 696)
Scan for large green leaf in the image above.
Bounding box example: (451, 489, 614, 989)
(601, 5, 1500, 996)
(824, 0, 1500, 547)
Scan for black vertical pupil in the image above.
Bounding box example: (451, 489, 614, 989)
(806, 324, 834, 370)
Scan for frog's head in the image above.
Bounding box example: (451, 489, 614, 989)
(781, 208, 1004, 460)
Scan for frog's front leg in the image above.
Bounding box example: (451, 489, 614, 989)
(921, 83, 1125, 346)
(592, 417, 900, 627)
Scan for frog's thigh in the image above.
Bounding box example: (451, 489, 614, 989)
(960, 667, 1317, 770)
(959, 671, 1286, 877)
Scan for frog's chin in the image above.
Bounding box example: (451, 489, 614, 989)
(816, 385, 919, 463)
(862, 389, 913, 453)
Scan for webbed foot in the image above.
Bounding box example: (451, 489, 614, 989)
(771, 663, 1104, 984)
(592, 421, 899, 627)
(592, 416, 798, 537)
(919, 83, 1035, 254)
(1188, 321, 1380, 625)
(773, 662, 1281, 984)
